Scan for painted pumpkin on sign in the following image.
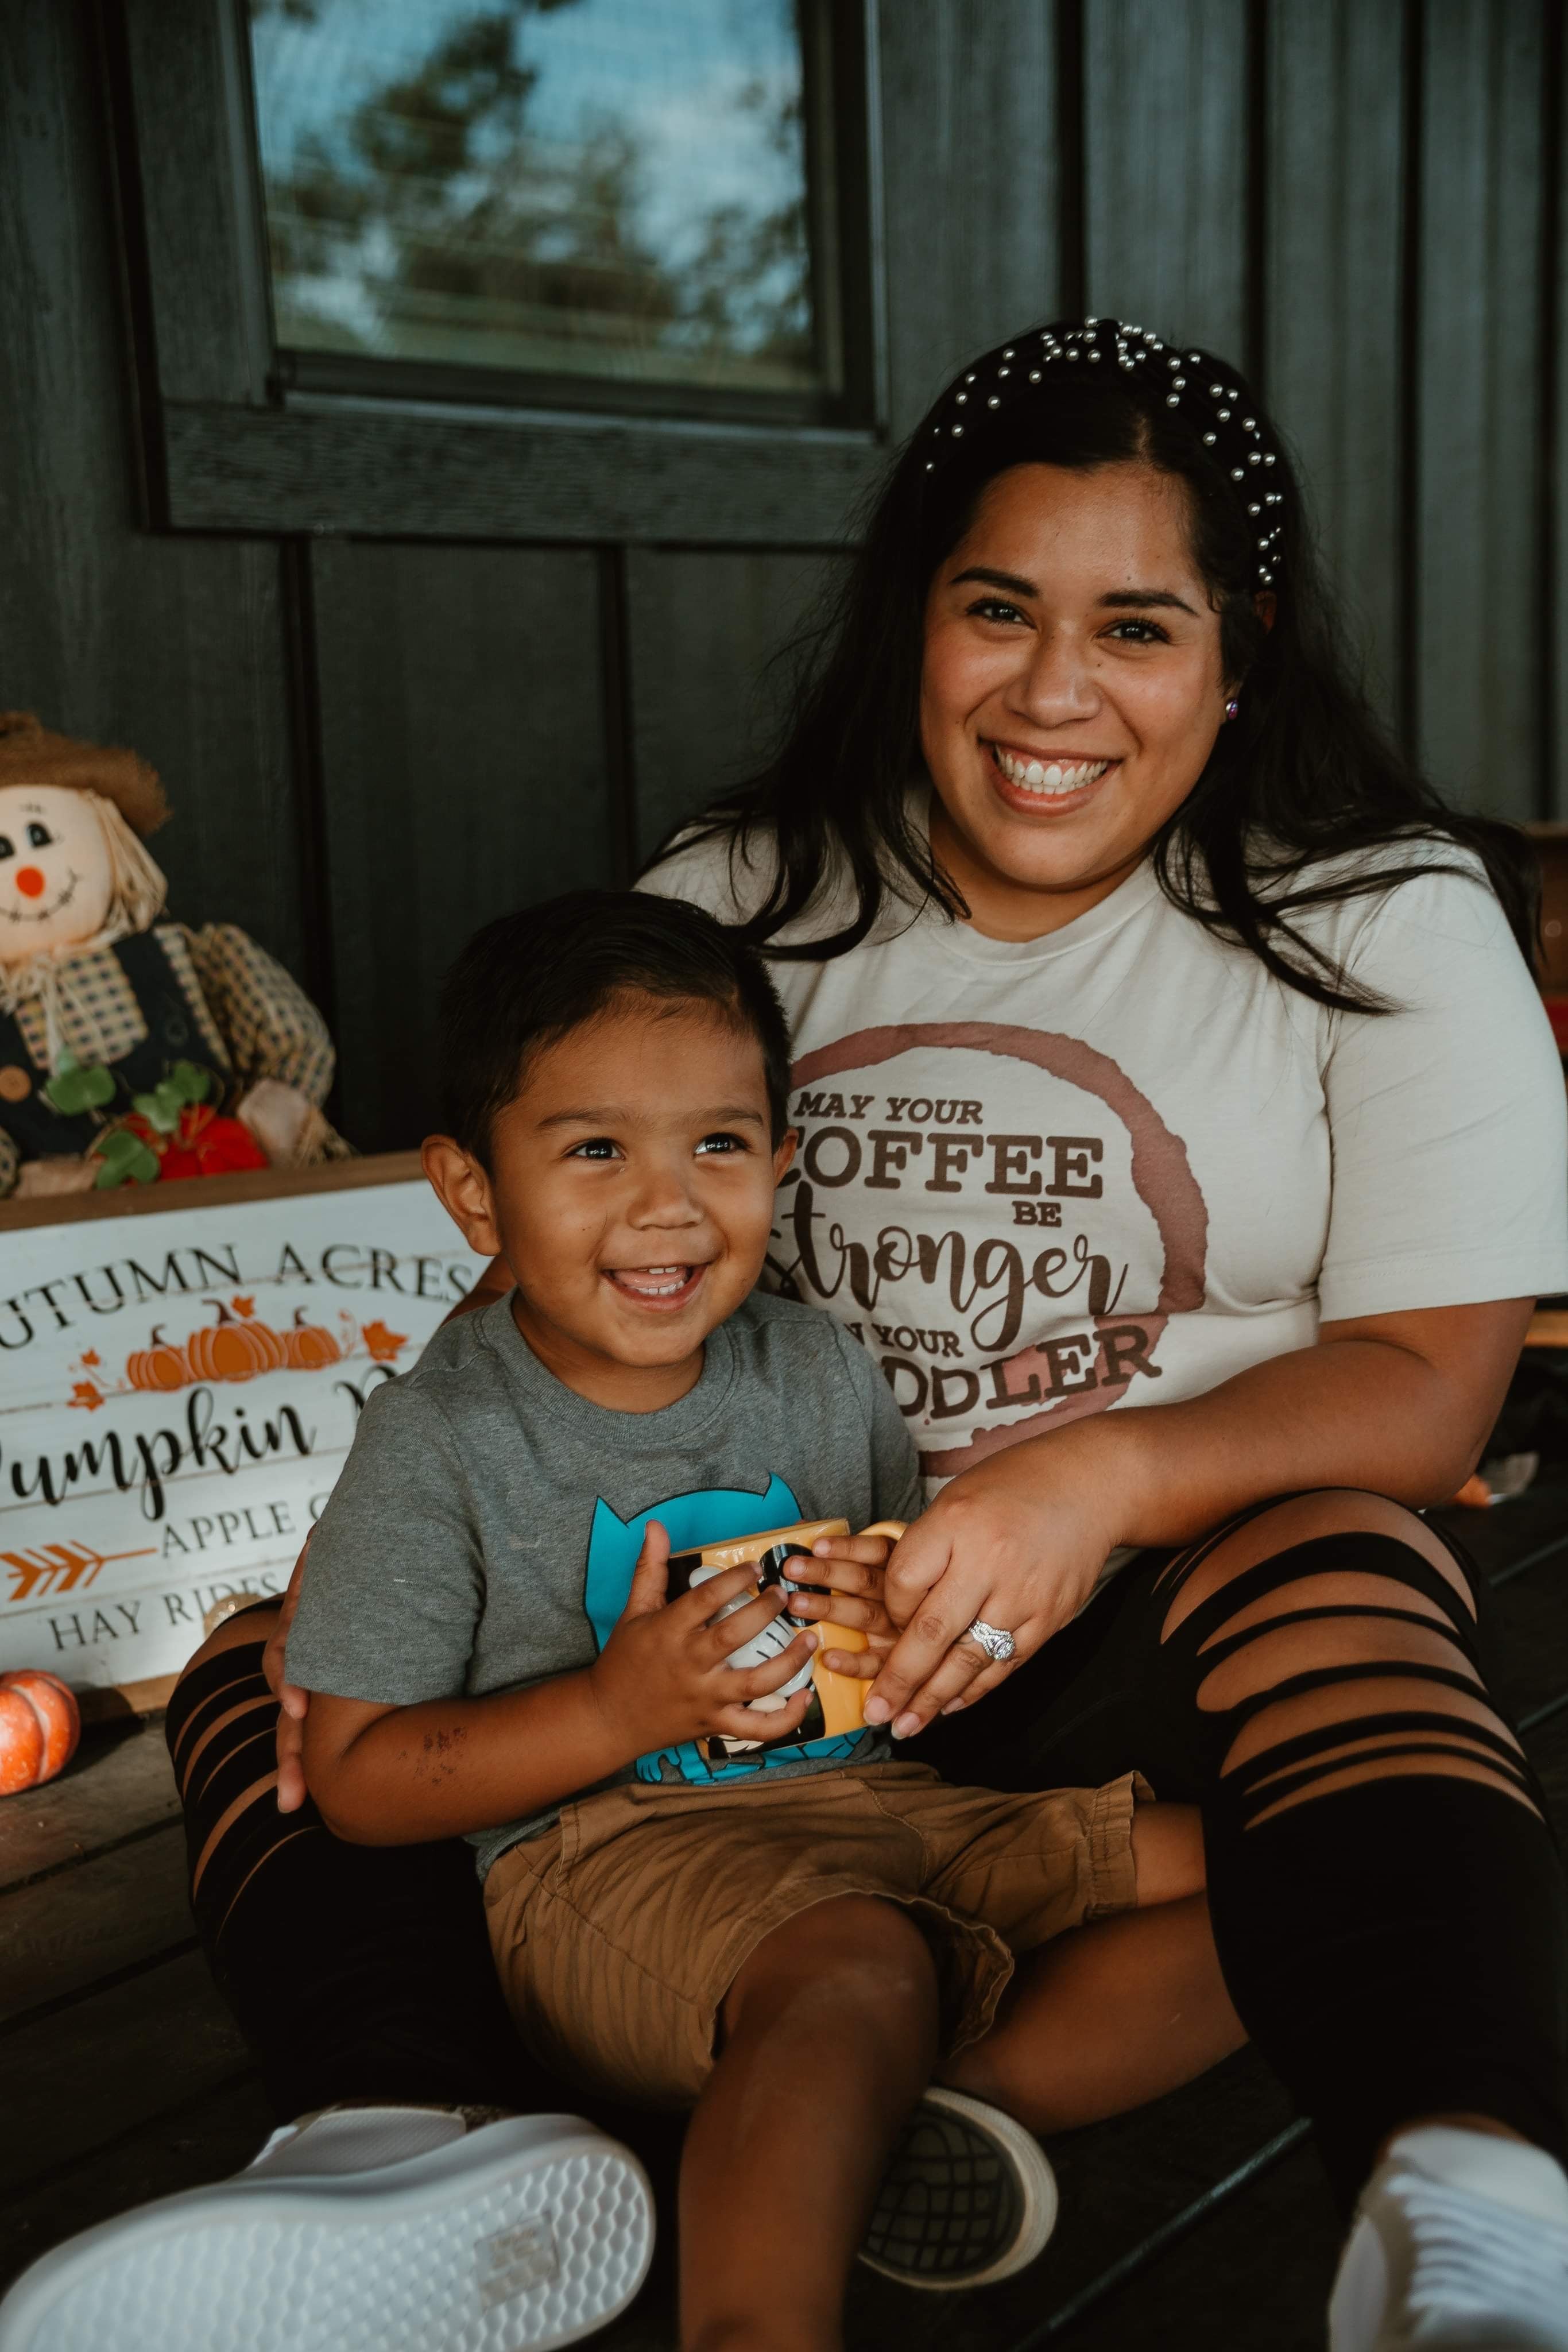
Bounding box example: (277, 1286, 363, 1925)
(0, 1669, 79, 1793)
(126, 1325, 189, 1393)
(186, 1301, 287, 1384)
(284, 1310, 341, 1371)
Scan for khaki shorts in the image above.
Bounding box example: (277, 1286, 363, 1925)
(483, 1761, 1145, 2108)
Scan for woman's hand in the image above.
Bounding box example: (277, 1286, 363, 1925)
(781, 1531, 901, 1677)
(857, 1298, 1537, 1742)
(864, 1424, 1122, 1739)
(265, 1538, 312, 1812)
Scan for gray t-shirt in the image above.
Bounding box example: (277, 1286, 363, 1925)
(287, 1289, 923, 1874)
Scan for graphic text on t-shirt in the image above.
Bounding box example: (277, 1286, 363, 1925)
(773, 1023, 1209, 1479)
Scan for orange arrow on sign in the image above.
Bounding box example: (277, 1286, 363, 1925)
(3, 1541, 158, 1604)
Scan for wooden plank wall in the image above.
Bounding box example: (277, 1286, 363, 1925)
(308, 542, 614, 1144)
(2, 0, 1565, 1152)
(0, 5, 305, 977)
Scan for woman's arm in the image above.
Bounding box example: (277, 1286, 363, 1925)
(1097, 1297, 1530, 1542)
(862, 1295, 1532, 1737)
(450, 1251, 511, 1319)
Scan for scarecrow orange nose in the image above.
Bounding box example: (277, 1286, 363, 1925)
(13, 869, 44, 899)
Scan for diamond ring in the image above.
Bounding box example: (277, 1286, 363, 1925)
(965, 1618, 1017, 1664)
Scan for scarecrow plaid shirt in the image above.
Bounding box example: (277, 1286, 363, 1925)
(0, 923, 343, 1193)
(7, 926, 225, 1078)
(184, 923, 334, 1102)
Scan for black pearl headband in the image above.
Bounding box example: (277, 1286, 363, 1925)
(923, 317, 1285, 589)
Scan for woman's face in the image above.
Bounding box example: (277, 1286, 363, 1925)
(919, 458, 1232, 936)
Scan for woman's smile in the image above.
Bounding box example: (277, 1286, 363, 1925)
(986, 741, 1118, 813)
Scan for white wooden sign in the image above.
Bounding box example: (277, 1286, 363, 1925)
(0, 1155, 475, 1701)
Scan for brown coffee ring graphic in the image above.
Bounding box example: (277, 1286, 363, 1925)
(790, 1022, 1209, 1475)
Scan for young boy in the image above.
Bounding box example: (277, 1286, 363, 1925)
(287, 891, 1209, 2351)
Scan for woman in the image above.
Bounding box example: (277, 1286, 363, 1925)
(12, 316, 1566, 2352)
(641, 312, 1568, 2347)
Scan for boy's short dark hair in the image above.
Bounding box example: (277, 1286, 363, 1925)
(438, 889, 794, 1163)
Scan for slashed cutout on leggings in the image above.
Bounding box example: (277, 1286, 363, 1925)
(1158, 1513, 1541, 1831)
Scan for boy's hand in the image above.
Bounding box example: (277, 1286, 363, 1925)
(589, 1521, 818, 1753)
(780, 1531, 901, 1678)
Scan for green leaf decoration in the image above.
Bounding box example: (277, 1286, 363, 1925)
(92, 1130, 160, 1188)
(169, 1061, 212, 1104)
(132, 1081, 185, 1134)
(45, 1060, 116, 1115)
(93, 1131, 142, 1175)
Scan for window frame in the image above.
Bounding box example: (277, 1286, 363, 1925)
(110, 0, 887, 546)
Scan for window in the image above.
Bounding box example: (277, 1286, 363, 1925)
(247, 0, 844, 417)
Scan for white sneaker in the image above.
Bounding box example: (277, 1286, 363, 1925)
(0, 2103, 654, 2351)
(1330, 2125, 1568, 2350)
(857, 2084, 1059, 2291)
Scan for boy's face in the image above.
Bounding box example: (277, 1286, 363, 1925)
(424, 997, 795, 1410)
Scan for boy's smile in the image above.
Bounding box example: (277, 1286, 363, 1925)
(424, 996, 795, 1411)
(605, 1262, 710, 1307)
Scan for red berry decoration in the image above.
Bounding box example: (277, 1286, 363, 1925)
(160, 1110, 269, 1183)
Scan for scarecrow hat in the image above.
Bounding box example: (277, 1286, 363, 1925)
(0, 712, 169, 838)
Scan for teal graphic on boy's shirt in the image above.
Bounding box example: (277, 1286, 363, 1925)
(584, 1476, 868, 1787)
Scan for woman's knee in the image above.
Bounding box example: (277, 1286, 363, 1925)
(1159, 1489, 1472, 1641)
(1195, 1612, 1480, 1716)
(1148, 1491, 1539, 1829)
(169, 1603, 282, 1813)
(175, 1600, 282, 1689)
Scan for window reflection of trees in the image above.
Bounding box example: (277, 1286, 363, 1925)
(249, 0, 817, 393)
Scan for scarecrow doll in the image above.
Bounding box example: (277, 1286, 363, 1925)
(0, 712, 346, 1198)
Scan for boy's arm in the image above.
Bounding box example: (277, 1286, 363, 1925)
(304, 1671, 633, 1845)
(303, 1522, 822, 1844)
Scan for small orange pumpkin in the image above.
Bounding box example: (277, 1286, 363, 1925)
(0, 1669, 79, 1793)
(284, 1309, 342, 1371)
(126, 1324, 190, 1393)
(187, 1301, 287, 1384)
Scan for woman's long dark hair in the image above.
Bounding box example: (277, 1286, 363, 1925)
(649, 320, 1537, 1013)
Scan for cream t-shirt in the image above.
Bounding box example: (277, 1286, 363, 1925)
(644, 821, 1568, 1494)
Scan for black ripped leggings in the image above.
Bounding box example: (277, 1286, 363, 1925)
(168, 1634, 561, 2122)
(169, 1502, 1568, 2198)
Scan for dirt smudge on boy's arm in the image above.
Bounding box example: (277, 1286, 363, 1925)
(413, 1722, 468, 1781)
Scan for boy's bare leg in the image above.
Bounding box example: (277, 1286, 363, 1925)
(680, 1893, 940, 2352)
(943, 1802, 1246, 2131)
